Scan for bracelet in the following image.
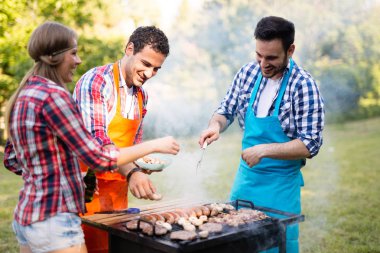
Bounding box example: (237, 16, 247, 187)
(133, 161, 141, 169)
(126, 167, 142, 183)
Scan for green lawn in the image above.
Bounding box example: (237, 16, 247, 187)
(0, 153, 22, 253)
(1, 117, 380, 252)
(300, 117, 380, 253)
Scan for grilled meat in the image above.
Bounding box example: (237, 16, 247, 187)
(170, 230, 197, 241)
(199, 222, 223, 233)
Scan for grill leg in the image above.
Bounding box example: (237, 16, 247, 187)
(278, 223, 287, 253)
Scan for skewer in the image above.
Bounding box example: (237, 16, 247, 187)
(196, 142, 208, 175)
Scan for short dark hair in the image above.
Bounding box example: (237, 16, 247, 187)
(127, 26, 170, 56)
(254, 16, 295, 51)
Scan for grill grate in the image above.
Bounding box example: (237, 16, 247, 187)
(97, 199, 304, 253)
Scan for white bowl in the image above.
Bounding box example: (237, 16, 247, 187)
(135, 154, 172, 171)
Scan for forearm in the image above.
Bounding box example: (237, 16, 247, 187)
(117, 162, 136, 177)
(209, 113, 228, 133)
(103, 144, 135, 176)
(116, 140, 156, 167)
(258, 139, 311, 160)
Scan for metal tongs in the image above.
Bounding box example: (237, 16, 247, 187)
(196, 142, 208, 175)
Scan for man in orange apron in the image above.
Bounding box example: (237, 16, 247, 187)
(73, 26, 170, 253)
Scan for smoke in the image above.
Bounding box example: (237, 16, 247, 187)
(299, 130, 339, 251)
(128, 132, 242, 207)
(142, 79, 220, 139)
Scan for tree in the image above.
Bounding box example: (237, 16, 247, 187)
(0, 0, 100, 113)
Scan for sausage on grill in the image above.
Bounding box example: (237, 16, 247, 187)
(160, 212, 175, 224)
(141, 215, 157, 223)
(191, 206, 204, 217)
(173, 209, 189, 219)
(167, 211, 181, 222)
(150, 213, 165, 222)
(199, 205, 211, 216)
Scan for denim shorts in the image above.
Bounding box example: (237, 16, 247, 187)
(12, 212, 85, 253)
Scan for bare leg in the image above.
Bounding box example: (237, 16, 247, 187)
(50, 243, 87, 253)
(20, 245, 32, 253)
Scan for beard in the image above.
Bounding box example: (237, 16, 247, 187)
(261, 55, 288, 79)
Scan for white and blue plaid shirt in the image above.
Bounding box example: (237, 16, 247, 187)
(216, 60, 325, 157)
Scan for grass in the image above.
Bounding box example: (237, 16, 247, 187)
(1, 117, 380, 252)
(0, 153, 23, 253)
(300, 117, 380, 253)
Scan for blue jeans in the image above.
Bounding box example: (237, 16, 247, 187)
(12, 212, 85, 253)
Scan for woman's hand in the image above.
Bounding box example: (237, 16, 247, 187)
(152, 136, 180, 155)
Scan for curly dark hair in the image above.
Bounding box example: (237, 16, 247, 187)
(127, 26, 169, 56)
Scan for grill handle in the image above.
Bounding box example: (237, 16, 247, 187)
(255, 205, 305, 225)
(234, 199, 255, 209)
(230, 199, 305, 226)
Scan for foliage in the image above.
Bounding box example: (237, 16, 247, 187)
(0, 0, 100, 113)
(185, 0, 380, 123)
(0, 0, 135, 115)
(70, 36, 125, 91)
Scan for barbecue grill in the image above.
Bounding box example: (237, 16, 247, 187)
(81, 199, 304, 253)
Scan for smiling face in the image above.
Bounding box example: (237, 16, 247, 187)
(56, 39, 82, 84)
(123, 43, 167, 88)
(255, 39, 294, 79)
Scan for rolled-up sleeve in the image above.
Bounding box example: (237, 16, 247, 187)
(3, 140, 22, 175)
(294, 78, 325, 157)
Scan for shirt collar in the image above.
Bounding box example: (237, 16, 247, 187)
(117, 60, 128, 89)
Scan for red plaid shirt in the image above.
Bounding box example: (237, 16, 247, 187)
(3, 75, 119, 225)
(73, 61, 148, 146)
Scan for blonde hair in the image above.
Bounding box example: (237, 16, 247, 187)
(4, 21, 77, 136)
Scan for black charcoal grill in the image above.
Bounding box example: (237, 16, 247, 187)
(82, 199, 304, 253)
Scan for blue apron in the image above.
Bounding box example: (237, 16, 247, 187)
(230, 59, 304, 253)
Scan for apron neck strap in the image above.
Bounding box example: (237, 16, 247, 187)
(249, 70, 263, 109)
(248, 59, 294, 116)
(273, 58, 294, 116)
(113, 61, 121, 107)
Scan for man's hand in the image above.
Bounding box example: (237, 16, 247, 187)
(242, 140, 311, 167)
(128, 171, 157, 200)
(241, 145, 266, 167)
(198, 114, 228, 147)
(198, 125, 220, 147)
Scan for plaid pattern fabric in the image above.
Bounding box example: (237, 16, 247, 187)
(73, 61, 148, 146)
(3, 75, 119, 225)
(216, 60, 325, 157)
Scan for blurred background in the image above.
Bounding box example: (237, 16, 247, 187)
(1, 0, 379, 252)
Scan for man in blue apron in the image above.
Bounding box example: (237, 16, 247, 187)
(199, 16, 324, 253)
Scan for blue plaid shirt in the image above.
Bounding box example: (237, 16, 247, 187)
(216, 60, 324, 157)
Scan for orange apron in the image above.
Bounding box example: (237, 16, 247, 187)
(82, 62, 143, 253)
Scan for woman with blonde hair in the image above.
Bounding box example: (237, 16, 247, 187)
(3, 21, 179, 253)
